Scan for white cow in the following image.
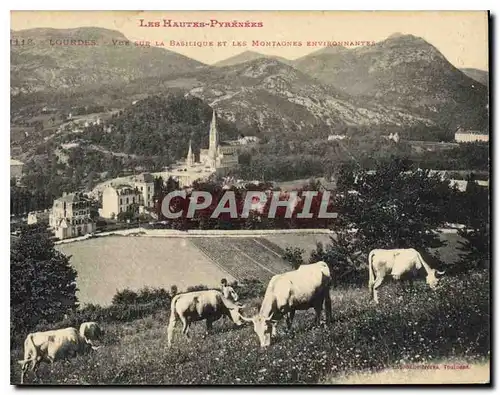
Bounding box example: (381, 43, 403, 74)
(18, 327, 90, 384)
(167, 289, 246, 347)
(368, 248, 445, 304)
(79, 322, 103, 349)
(242, 261, 332, 348)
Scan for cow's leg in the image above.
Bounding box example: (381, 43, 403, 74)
(372, 276, 385, 304)
(271, 321, 278, 337)
(20, 360, 31, 384)
(181, 316, 191, 340)
(31, 359, 41, 383)
(324, 289, 333, 325)
(205, 319, 213, 336)
(314, 304, 323, 326)
(286, 310, 295, 331)
(166, 311, 178, 348)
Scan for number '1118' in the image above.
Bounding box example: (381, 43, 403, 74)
(10, 39, 33, 46)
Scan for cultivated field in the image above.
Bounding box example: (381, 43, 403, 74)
(191, 237, 290, 282)
(10, 270, 490, 385)
(56, 232, 465, 306)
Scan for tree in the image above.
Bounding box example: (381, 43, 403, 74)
(456, 175, 490, 271)
(11, 224, 78, 338)
(117, 204, 138, 222)
(282, 247, 305, 269)
(321, 157, 453, 283)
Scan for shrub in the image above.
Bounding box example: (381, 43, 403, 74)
(112, 289, 139, 305)
(186, 284, 210, 292)
(11, 224, 78, 340)
(282, 247, 305, 269)
(237, 278, 266, 300)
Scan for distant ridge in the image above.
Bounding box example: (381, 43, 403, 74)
(10, 27, 207, 94)
(214, 50, 292, 67)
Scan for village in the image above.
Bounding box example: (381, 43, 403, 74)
(10, 109, 489, 241)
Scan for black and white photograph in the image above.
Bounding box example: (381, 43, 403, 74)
(9, 10, 491, 385)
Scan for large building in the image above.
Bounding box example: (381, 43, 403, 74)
(131, 173, 155, 208)
(101, 185, 142, 219)
(455, 128, 489, 143)
(198, 110, 240, 175)
(49, 192, 96, 240)
(27, 210, 50, 225)
(10, 158, 24, 180)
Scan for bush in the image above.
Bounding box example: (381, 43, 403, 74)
(112, 289, 139, 305)
(237, 278, 266, 300)
(186, 284, 210, 293)
(112, 287, 172, 305)
(11, 224, 78, 340)
(282, 247, 305, 269)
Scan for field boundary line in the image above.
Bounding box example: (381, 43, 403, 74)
(53, 227, 462, 245)
(230, 243, 278, 276)
(251, 238, 284, 259)
(188, 239, 242, 281)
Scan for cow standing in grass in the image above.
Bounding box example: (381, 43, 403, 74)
(368, 248, 445, 304)
(167, 289, 246, 347)
(18, 327, 91, 384)
(242, 261, 333, 348)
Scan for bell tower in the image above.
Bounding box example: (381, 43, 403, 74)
(208, 109, 219, 167)
(186, 139, 195, 167)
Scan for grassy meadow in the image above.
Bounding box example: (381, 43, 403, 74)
(56, 237, 234, 305)
(55, 232, 464, 306)
(11, 269, 489, 385)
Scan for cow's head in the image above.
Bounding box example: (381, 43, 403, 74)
(426, 269, 446, 289)
(227, 304, 246, 326)
(241, 313, 275, 348)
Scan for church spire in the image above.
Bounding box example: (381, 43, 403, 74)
(186, 139, 195, 167)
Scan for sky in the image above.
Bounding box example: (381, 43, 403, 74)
(10, 11, 489, 70)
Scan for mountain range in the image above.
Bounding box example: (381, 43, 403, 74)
(11, 28, 489, 139)
(10, 27, 206, 95)
(460, 68, 489, 87)
(213, 50, 293, 67)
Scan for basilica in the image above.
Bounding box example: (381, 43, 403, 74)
(185, 109, 240, 176)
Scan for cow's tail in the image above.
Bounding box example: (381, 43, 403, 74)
(167, 295, 180, 348)
(368, 250, 376, 297)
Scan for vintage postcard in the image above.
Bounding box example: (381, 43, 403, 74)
(10, 11, 490, 385)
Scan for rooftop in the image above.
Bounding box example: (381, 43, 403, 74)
(55, 192, 89, 204)
(133, 173, 154, 183)
(10, 158, 24, 166)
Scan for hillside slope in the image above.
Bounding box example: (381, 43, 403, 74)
(213, 50, 293, 67)
(10, 27, 206, 95)
(10, 271, 489, 384)
(188, 57, 435, 138)
(460, 68, 489, 87)
(294, 34, 489, 130)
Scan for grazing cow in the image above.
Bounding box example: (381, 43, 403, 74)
(79, 322, 103, 349)
(167, 289, 246, 347)
(368, 248, 445, 304)
(17, 327, 90, 384)
(242, 261, 332, 348)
